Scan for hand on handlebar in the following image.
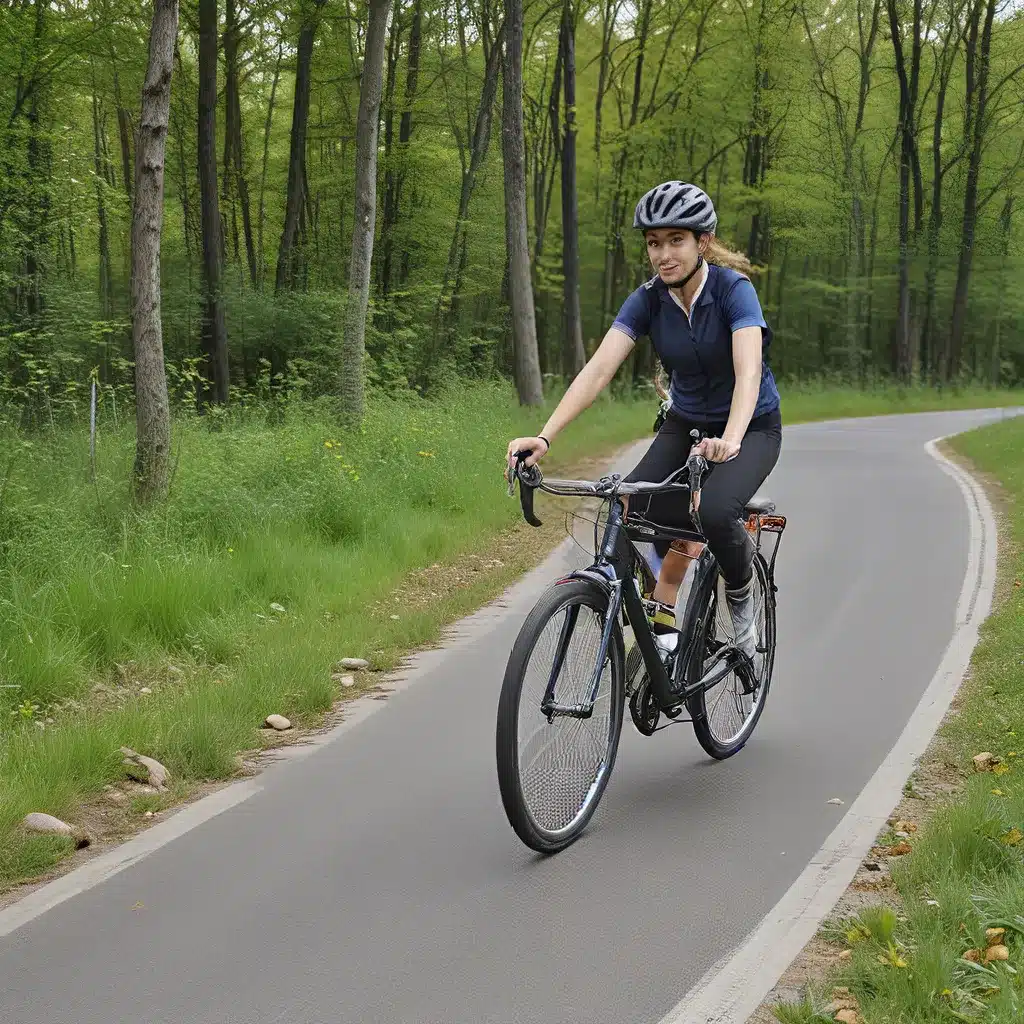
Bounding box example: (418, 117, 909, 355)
(506, 436, 549, 470)
(691, 436, 740, 464)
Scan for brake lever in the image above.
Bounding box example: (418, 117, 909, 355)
(508, 452, 543, 528)
(686, 429, 708, 521)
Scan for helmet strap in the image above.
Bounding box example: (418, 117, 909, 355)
(667, 253, 705, 290)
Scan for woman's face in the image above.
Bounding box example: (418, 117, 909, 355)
(645, 228, 706, 286)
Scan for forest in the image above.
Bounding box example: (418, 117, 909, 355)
(3, 0, 1023, 445)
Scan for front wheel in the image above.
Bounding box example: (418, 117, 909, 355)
(687, 553, 776, 759)
(496, 578, 625, 853)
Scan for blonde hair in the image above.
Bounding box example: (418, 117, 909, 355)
(703, 235, 753, 275)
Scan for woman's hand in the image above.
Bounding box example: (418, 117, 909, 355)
(693, 436, 740, 463)
(506, 436, 550, 470)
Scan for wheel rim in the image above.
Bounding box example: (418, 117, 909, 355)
(516, 598, 617, 839)
(700, 566, 771, 746)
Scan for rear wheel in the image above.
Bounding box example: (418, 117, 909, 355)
(496, 579, 625, 853)
(688, 553, 775, 759)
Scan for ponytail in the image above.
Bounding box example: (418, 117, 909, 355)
(703, 235, 753, 275)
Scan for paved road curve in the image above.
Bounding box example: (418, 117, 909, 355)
(0, 409, 1017, 1024)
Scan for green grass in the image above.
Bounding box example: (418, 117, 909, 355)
(775, 413, 1024, 1023)
(0, 380, 1021, 892)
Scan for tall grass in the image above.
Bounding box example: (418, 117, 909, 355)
(0, 380, 1021, 891)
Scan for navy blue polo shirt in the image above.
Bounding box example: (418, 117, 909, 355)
(612, 264, 780, 423)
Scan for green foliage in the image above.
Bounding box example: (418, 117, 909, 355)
(2, 0, 1023, 409)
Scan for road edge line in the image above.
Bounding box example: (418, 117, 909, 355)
(655, 435, 998, 1024)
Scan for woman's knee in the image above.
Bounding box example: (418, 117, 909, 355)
(697, 492, 742, 538)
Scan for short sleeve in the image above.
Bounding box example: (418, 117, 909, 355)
(611, 286, 651, 342)
(722, 277, 767, 333)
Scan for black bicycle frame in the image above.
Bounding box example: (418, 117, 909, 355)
(542, 496, 725, 718)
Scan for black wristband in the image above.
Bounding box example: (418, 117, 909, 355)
(538, 435, 551, 452)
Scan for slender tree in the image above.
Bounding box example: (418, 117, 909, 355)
(132, 0, 178, 502)
(198, 0, 229, 403)
(502, 0, 543, 405)
(339, 0, 392, 425)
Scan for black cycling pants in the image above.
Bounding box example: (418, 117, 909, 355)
(624, 407, 782, 589)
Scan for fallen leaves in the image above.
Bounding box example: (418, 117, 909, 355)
(1000, 827, 1023, 846)
(985, 944, 1010, 962)
(886, 841, 913, 857)
(887, 818, 918, 833)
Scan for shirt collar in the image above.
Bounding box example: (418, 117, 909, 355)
(665, 261, 711, 320)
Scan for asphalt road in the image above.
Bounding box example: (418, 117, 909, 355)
(0, 409, 1016, 1024)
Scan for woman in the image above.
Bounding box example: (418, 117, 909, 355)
(506, 180, 782, 659)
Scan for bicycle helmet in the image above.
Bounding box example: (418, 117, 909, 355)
(633, 181, 718, 235)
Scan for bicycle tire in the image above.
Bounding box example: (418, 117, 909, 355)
(687, 553, 775, 759)
(496, 578, 625, 854)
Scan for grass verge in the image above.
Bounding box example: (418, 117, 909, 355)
(763, 413, 1024, 1023)
(0, 382, 1021, 895)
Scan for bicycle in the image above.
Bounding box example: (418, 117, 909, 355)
(496, 430, 787, 854)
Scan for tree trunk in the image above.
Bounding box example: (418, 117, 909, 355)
(132, 0, 178, 503)
(198, 0, 229, 403)
(222, 0, 258, 286)
(376, 2, 403, 296)
(602, 0, 652, 323)
(886, 0, 921, 381)
(339, 0, 391, 425)
(257, 42, 282, 288)
(396, 0, 422, 287)
(112, 68, 133, 200)
(275, 0, 325, 292)
(990, 192, 1012, 384)
(433, 22, 505, 339)
(91, 73, 113, 317)
(920, 13, 961, 382)
(947, 0, 996, 380)
(560, 1, 585, 377)
(502, 0, 543, 406)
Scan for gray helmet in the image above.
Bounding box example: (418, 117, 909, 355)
(633, 181, 718, 234)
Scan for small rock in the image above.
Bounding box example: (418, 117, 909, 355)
(22, 812, 90, 848)
(984, 944, 1010, 962)
(145, 811, 154, 818)
(986, 927, 1006, 946)
(120, 747, 170, 792)
(838, 948, 853, 960)
(340, 675, 355, 688)
(264, 714, 292, 731)
(390, 614, 400, 620)
(828, 797, 844, 805)
(338, 658, 369, 671)
(973, 752, 998, 772)
(270, 602, 286, 614)
(139, 687, 152, 695)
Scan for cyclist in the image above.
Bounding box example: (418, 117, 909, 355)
(506, 180, 782, 660)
